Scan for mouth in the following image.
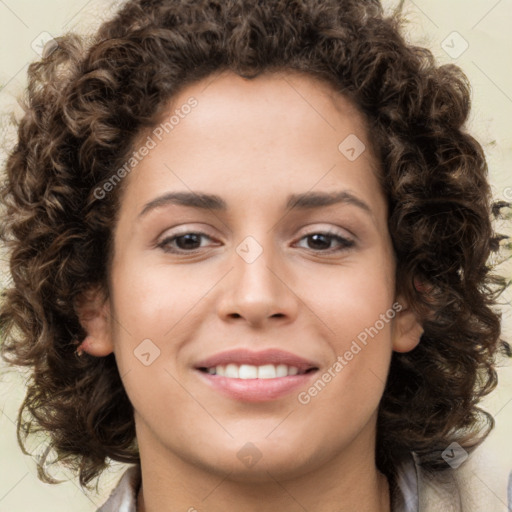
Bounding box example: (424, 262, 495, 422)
(194, 348, 319, 402)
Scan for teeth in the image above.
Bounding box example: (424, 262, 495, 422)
(239, 364, 258, 379)
(205, 363, 305, 379)
(225, 363, 239, 378)
(258, 364, 277, 379)
(276, 364, 288, 377)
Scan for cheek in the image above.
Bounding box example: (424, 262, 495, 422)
(303, 256, 394, 342)
(300, 258, 395, 397)
(110, 250, 210, 336)
(107, 254, 217, 397)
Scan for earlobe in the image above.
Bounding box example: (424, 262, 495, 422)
(75, 287, 114, 357)
(392, 296, 424, 353)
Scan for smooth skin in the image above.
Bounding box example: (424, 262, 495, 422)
(77, 70, 423, 512)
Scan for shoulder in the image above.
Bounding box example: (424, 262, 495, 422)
(508, 469, 512, 510)
(410, 453, 511, 512)
(96, 465, 141, 512)
(392, 450, 512, 512)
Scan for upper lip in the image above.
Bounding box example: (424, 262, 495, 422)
(194, 348, 319, 372)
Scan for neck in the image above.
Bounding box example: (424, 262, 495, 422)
(137, 464, 390, 512)
(135, 421, 391, 512)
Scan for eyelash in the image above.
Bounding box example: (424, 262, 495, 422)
(156, 230, 355, 254)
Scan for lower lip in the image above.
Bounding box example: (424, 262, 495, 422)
(195, 370, 318, 402)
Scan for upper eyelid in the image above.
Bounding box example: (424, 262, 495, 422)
(158, 225, 352, 239)
(295, 224, 354, 240)
(159, 220, 354, 235)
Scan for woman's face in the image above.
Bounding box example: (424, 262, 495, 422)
(85, 70, 421, 481)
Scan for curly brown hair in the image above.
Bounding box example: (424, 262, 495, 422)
(1, 0, 510, 491)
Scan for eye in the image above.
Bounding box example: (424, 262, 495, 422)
(156, 229, 355, 255)
(157, 231, 217, 253)
(295, 231, 355, 253)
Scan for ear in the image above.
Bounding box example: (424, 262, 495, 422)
(74, 286, 113, 357)
(391, 295, 424, 353)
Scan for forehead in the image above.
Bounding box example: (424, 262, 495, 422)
(166, 70, 373, 153)
(121, 70, 385, 219)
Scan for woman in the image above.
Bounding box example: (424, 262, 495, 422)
(1, 0, 510, 510)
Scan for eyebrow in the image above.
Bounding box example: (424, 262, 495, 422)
(286, 191, 371, 214)
(138, 190, 372, 218)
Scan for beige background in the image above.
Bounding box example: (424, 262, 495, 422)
(0, 0, 511, 510)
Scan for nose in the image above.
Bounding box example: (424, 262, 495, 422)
(216, 237, 299, 328)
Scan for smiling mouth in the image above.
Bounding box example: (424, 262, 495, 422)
(197, 363, 318, 379)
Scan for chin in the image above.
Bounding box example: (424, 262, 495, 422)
(186, 442, 321, 484)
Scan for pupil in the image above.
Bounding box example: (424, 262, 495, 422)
(177, 234, 200, 250)
(308, 234, 330, 250)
